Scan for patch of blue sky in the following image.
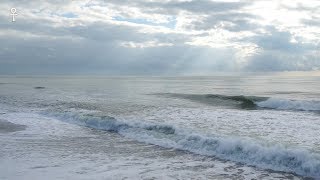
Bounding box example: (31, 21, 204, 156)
(61, 12, 78, 18)
(113, 16, 176, 29)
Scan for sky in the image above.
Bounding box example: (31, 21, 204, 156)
(0, 0, 319, 75)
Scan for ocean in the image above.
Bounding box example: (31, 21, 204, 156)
(0, 73, 319, 179)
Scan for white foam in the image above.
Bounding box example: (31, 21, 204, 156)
(45, 111, 320, 178)
(1, 111, 296, 180)
(256, 98, 320, 111)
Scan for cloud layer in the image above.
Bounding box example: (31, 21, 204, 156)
(0, 0, 319, 75)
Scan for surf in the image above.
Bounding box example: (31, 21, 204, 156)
(154, 93, 320, 112)
(43, 111, 320, 178)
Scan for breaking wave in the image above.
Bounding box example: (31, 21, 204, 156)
(256, 98, 320, 112)
(44, 111, 320, 178)
(155, 93, 320, 112)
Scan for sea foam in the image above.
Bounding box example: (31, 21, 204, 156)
(44, 111, 320, 178)
(256, 98, 320, 111)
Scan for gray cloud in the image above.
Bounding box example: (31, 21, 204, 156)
(245, 52, 320, 71)
(0, 0, 319, 75)
(105, 0, 249, 14)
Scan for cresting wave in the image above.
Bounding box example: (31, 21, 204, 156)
(44, 111, 320, 178)
(155, 93, 320, 112)
(256, 98, 320, 112)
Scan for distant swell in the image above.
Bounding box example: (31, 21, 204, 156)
(44, 111, 320, 178)
(155, 93, 320, 112)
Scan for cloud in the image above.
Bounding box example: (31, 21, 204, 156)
(245, 52, 320, 71)
(0, 0, 319, 75)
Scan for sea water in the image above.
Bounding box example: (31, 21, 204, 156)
(0, 72, 319, 179)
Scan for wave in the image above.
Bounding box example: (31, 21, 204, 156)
(154, 93, 320, 112)
(256, 98, 320, 112)
(44, 111, 320, 178)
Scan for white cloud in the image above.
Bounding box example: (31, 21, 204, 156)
(0, 0, 319, 74)
(120, 40, 174, 48)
